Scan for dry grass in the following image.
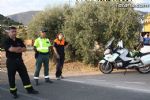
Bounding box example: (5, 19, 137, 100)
(22, 51, 100, 76)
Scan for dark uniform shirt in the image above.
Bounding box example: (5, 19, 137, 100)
(54, 41, 68, 57)
(4, 38, 25, 59)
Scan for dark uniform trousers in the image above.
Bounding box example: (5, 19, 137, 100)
(6, 58, 33, 94)
(34, 53, 50, 78)
(56, 55, 65, 77)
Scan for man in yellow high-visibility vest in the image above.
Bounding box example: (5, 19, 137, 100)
(34, 30, 53, 85)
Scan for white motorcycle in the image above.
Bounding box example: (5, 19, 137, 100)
(99, 37, 150, 74)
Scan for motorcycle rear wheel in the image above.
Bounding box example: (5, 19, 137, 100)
(99, 62, 113, 74)
(136, 65, 150, 74)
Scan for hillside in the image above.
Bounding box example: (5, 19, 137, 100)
(137, 11, 148, 16)
(7, 11, 40, 25)
(7, 10, 148, 26)
(0, 14, 21, 26)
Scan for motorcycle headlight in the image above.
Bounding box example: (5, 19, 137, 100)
(104, 49, 111, 55)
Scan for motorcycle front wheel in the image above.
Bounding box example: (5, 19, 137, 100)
(99, 62, 113, 74)
(136, 65, 150, 74)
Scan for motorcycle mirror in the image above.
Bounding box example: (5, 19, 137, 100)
(117, 40, 123, 48)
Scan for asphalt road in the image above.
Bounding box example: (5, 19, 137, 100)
(0, 70, 150, 100)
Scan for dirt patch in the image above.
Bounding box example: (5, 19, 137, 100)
(22, 51, 100, 77)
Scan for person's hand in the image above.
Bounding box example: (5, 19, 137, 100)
(18, 47, 22, 49)
(17, 47, 22, 52)
(9, 46, 24, 53)
(16, 47, 24, 53)
(65, 45, 69, 49)
(56, 54, 60, 59)
(17, 47, 22, 50)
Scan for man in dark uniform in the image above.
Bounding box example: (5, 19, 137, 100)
(53, 33, 68, 80)
(4, 26, 39, 99)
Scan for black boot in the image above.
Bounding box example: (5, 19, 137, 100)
(27, 88, 39, 94)
(45, 78, 53, 83)
(11, 92, 18, 99)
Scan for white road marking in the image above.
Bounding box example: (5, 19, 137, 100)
(115, 86, 150, 94)
(0, 86, 47, 100)
(125, 81, 146, 85)
(86, 79, 106, 82)
(63, 79, 150, 94)
(63, 79, 86, 84)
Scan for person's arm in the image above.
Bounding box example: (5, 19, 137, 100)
(64, 41, 68, 49)
(64, 41, 68, 46)
(48, 39, 53, 50)
(49, 43, 53, 52)
(18, 47, 26, 52)
(34, 46, 37, 52)
(4, 40, 21, 53)
(33, 39, 39, 52)
(53, 47, 60, 59)
(22, 47, 26, 52)
(16, 39, 26, 53)
(8, 46, 23, 53)
(33, 39, 39, 58)
(53, 43, 60, 59)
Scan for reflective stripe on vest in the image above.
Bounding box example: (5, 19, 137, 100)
(37, 38, 49, 52)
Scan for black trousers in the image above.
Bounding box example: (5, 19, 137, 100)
(56, 56, 65, 77)
(6, 58, 33, 94)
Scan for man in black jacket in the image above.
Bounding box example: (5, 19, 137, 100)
(4, 26, 39, 99)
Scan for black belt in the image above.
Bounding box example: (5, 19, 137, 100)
(38, 52, 49, 55)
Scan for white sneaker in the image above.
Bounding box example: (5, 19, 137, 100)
(56, 77, 61, 80)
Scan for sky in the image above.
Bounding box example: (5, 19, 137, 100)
(0, 0, 150, 16)
(0, 0, 75, 16)
(133, 0, 150, 12)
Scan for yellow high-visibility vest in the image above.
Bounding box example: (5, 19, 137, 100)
(34, 37, 52, 53)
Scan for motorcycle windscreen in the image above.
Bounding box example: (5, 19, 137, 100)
(141, 54, 150, 65)
(104, 53, 119, 62)
(105, 37, 115, 49)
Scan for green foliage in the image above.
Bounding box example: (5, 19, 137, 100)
(28, 1, 141, 65)
(17, 26, 28, 40)
(0, 27, 7, 48)
(0, 14, 22, 47)
(28, 6, 65, 39)
(62, 2, 141, 65)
